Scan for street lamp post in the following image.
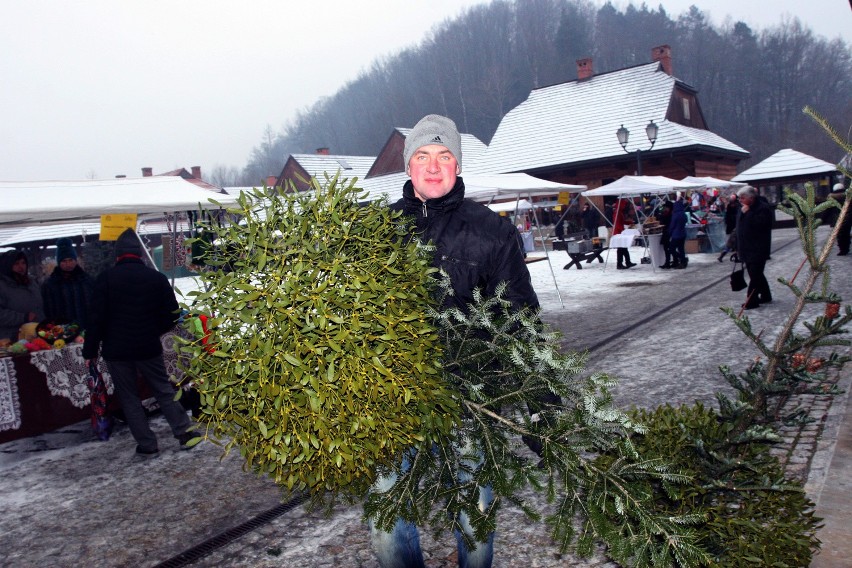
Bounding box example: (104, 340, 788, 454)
(616, 120, 658, 175)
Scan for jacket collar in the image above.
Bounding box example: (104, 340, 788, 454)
(116, 254, 143, 264)
(401, 176, 466, 215)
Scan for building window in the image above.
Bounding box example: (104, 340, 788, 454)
(682, 98, 691, 120)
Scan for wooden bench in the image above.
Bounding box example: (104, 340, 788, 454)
(563, 247, 608, 270)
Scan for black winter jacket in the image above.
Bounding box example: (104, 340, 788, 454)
(82, 257, 179, 361)
(391, 177, 538, 313)
(41, 265, 95, 330)
(736, 197, 773, 263)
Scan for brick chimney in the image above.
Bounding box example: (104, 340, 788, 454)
(266, 175, 277, 187)
(576, 58, 593, 80)
(316, 147, 330, 155)
(651, 45, 672, 75)
(191, 165, 202, 179)
(141, 167, 153, 177)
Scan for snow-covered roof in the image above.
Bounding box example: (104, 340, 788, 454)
(287, 154, 375, 184)
(468, 62, 747, 175)
(732, 148, 838, 183)
(358, 172, 408, 204)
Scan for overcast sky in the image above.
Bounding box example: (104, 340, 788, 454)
(1, 0, 849, 182)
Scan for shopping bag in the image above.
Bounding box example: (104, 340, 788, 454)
(730, 262, 747, 292)
(87, 361, 113, 441)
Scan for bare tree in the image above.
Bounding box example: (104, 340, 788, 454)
(238, 0, 852, 175)
(208, 164, 244, 188)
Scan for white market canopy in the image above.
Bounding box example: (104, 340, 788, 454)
(0, 177, 238, 227)
(487, 199, 534, 212)
(357, 172, 585, 205)
(681, 176, 746, 191)
(731, 148, 838, 183)
(581, 175, 703, 198)
(463, 173, 585, 202)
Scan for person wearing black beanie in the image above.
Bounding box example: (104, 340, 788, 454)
(83, 228, 196, 459)
(114, 228, 145, 258)
(42, 237, 94, 330)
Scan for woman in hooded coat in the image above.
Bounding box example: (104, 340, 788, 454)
(0, 250, 45, 341)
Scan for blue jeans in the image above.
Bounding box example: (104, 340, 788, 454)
(369, 444, 494, 568)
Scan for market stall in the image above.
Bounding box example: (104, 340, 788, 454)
(581, 176, 704, 270)
(0, 332, 188, 444)
(462, 174, 587, 308)
(0, 176, 232, 442)
(680, 176, 746, 253)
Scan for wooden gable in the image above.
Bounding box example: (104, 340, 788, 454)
(366, 130, 406, 178)
(276, 156, 312, 192)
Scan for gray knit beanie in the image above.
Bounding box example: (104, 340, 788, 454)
(403, 114, 462, 172)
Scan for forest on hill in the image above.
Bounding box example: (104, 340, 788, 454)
(217, 0, 852, 187)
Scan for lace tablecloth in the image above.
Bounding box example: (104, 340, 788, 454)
(29, 344, 113, 409)
(0, 358, 22, 432)
(27, 333, 186, 410)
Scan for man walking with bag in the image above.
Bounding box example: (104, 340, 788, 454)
(84, 228, 196, 459)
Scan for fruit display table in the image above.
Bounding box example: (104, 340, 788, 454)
(0, 333, 186, 444)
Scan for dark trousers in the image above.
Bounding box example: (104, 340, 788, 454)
(107, 356, 192, 451)
(616, 248, 632, 267)
(661, 234, 672, 265)
(838, 218, 851, 254)
(670, 238, 686, 266)
(745, 259, 771, 307)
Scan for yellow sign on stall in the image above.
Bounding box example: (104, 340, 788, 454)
(557, 192, 570, 205)
(99, 214, 137, 241)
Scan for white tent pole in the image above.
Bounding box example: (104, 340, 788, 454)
(132, 220, 157, 268)
(525, 191, 565, 309)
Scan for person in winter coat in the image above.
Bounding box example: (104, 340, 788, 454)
(829, 183, 851, 256)
(41, 238, 95, 330)
(724, 193, 740, 235)
(0, 250, 44, 341)
(657, 201, 674, 268)
(668, 195, 688, 269)
(735, 186, 774, 309)
(370, 115, 541, 568)
(581, 202, 599, 240)
(83, 229, 195, 459)
(612, 198, 637, 269)
(717, 194, 740, 262)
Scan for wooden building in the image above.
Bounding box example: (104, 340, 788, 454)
(275, 149, 375, 193)
(467, 45, 749, 191)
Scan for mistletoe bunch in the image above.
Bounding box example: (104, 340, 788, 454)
(179, 177, 458, 499)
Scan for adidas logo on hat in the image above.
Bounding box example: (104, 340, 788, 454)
(430, 135, 443, 143)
